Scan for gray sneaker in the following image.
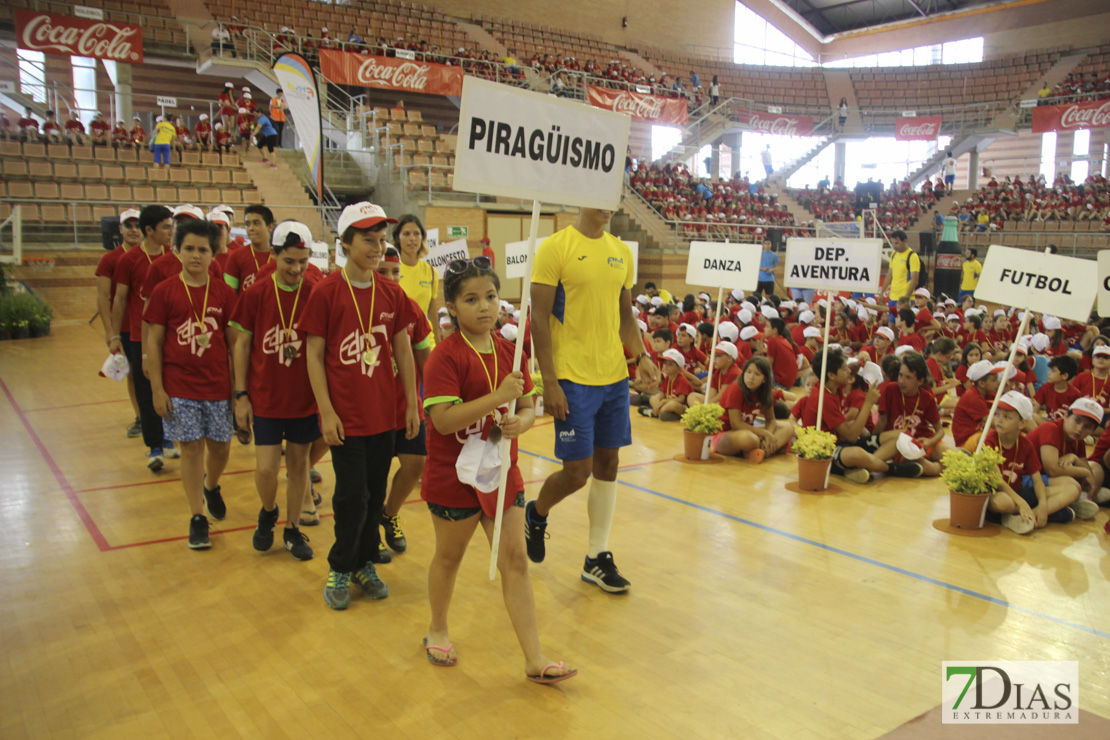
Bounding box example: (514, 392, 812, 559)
(352, 562, 389, 600)
(1072, 499, 1098, 520)
(324, 570, 351, 610)
(126, 418, 142, 438)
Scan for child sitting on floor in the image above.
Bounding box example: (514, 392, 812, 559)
(688, 341, 740, 406)
(952, 360, 1005, 450)
(640, 349, 691, 421)
(1033, 355, 1081, 424)
(1027, 396, 1108, 508)
(715, 356, 794, 463)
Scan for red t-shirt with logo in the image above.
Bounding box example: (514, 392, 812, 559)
(297, 271, 418, 437)
(1027, 418, 1085, 459)
(801, 384, 847, 438)
(926, 356, 947, 399)
(95, 246, 127, 308)
(879, 384, 939, 439)
(764, 335, 798, 388)
(422, 333, 534, 509)
(952, 385, 992, 447)
(1034, 382, 1081, 421)
(719, 382, 781, 431)
(223, 246, 274, 292)
(142, 251, 223, 301)
(982, 430, 1041, 487)
(90, 120, 110, 136)
(1073, 371, 1110, 409)
(114, 245, 166, 338)
(229, 274, 318, 419)
(142, 276, 237, 400)
(659, 373, 693, 399)
(675, 345, 706, 373)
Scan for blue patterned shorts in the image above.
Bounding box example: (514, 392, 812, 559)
(427, 491, 524, 521)
(163, 398, 234, 443)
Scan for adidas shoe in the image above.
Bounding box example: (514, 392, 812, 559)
(381, 511, 407, 553)
(324, 570, 351, 609)
(352, 562, 389, 599)
(581, 551, 631, 593)
(524, 500, 548, 564)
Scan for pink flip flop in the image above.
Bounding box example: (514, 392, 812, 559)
(527, 662, 578, 685)
(423, 637, 457, 667)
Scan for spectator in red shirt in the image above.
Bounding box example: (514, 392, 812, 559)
(89, 112, 110, 147)
(129, 116, 147, 151)
(1029, 397, 1106, 508)
(111, 119, 130, 148)
(194, 114, 212, 151)
(213, 122, 233, 153)
(17, 107, 40, 142)
(715, 355, 794, 462)
(173, 115, 193, 155)
(873, 351, 947, 476)
(1033, 355, 1081, 424)
(235, 107, 254, 154)
(64, 111, 87, 145)
(40, 109, 62, 144)
(952, 360, 1005, 449)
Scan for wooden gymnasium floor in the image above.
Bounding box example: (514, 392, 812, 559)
(2, 321, 1109, 740)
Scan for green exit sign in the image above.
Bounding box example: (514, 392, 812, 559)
(446, 226, 469, 239)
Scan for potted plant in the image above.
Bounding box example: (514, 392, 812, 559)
(679, 403, 724, 461)
(29, 301, 52, 338)
(940, 447, 1004, 529)
(793, 426, 837, 491)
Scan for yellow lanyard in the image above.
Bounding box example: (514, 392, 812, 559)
(249, 248, 272, 274)
(343, 268, 377, 363)
(180, 274, 210, 336)
(900, 390, 919, 427)
(272, 274, 302, 340)
(459, 331, 498, 397)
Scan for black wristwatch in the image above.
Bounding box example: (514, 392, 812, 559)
(234, 391, 250, 400)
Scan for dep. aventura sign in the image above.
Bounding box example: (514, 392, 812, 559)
(784, 238, 883, 294)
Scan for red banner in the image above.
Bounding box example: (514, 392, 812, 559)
(15, 9, 143, 63)
(894, 116, 942, 140)
(1032, 99, 1110, 133)
(585, 86, 689, 126)
(319, 50, 463, 96)
(734, 110, 813, 136)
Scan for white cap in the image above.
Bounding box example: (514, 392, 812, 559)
(967, 360, 1000, 382)
(740, 301, 756, 313)
(780, 300, 797, 310)
(1093, 345, 1110, 358)
(965, 308, 980, 319)
(697, 292, 711, 302)
(997, 390, 1033, 421)
(798, 310, 815, 324)
(272, 220, 313, 248)
(440, 317, 453, 327)
(499, 324, 518, 341)
(499, 300, 513, 312)
(947, 313, 961, 321)
(650, 296, 665, 307)
(214, 123, 223, 130)
(199, 113, 208, 120)
(993, 309, 1006, 317)
(894, 345, 913, 356)
(661, 348, 685, 365)
(875, 326, 895, 342)
(513, 310, 521, 322)
(760, 305, 778, 320)
(740, 326, 763, 342)
(678, 323, 697, 339)
(172, 204, 204, 220)
(896, 433, 927, 461)
(730, 289, 745, 301)
(225, 81, 233, 88)
(1069, 397, 1104, 424)
(1042, 315, 1062, 331)
(119, 208, 140, 222)
(631, 306, 641, 319)
(1031, 333, 1050, 352)
(338, 202, 397, 234)
(636, 319, 648, 333)
(244, 93, 252, 99)
(717, 323, 739, 342)
(803, 327, 822, 339)
(861, 361, 884, 387)
(865, 297, 877, 306)
(816, 299, 828, 308)
(206, 210, 230, 226)
(242, 86, 250, 92)
(914, 287, 930, 298)
(715, 341, 739, 360)
(736, 308, 753, 325)
(214, 204, 235, 220)
(636, 294, 649, 305)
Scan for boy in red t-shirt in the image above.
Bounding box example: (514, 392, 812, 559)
(1072, 345, 1110, 410)
(129, 116, 147, 150)
(97, 207, 144, 436)
(895, 308, 926, 353)
(89, 112, 110, 147)
(17, 107, 40, 142)
(952, 360, 1005, 449)
(983, 392, 1085, 534)
(111, 120, 130, 147)
(64, 112, 86, 145)
(688, 341, 740, 406)
(194, 114, 212, 150)
(213, 122, 233, 153)
(873, 352, 946, 476)
(641, 349, 692, 421)
(301, 203, 419, 610)
(235, 107, 254, 154)
(223, 204, 275, 292)
(40, 110, 62, 143)
(1033, 355, 1081, 424)
(1028, 397, 1106, 511)
(230, 221, 319, 561)
(144, 219, 238, 549)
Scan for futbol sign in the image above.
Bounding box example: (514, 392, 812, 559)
(895, 116, 942, 140)
(585, 86, 689, 125)
(1032, 100, 1110, 134)
(15, 9, 142, 63)
(735, 110, 814, 136)
(319, 50, 463, 96)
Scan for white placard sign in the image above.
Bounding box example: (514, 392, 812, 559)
(424, 238, 470, 277)
(452, 77, 631, 210)
(333, 237, 345, 268)
(685, 241, 762, 290)
(425, 227, 439, 251)
(0, 81, 15, 94)
(74, 6, 105, 19)
(621, 239, 639, 283)
(309, 241, 329, 270)
(1098, 251, 1110, 318)
(504, 239, 531, 279)
(784, 238, 883, 293)
(977, 245, 1096, 322)
(156, 96, 177, 108)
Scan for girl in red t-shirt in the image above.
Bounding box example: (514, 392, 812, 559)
(927, 336, 960, 411)
(716, 356, 794, 463)
(422, 258, 575, 685)
(954, 342, 982, 397)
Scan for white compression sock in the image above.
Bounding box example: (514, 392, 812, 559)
(586, 477, 618, 559)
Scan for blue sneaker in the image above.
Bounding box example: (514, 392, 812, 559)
(163, 440, 180, 459)
(147, 447, 164, 472)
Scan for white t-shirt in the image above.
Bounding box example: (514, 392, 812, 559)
(943, 157, 956, 176)
(761, 149, 772, 166)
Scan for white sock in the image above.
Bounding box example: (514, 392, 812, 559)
(587, 477, 618, 559)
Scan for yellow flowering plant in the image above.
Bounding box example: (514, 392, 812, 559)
(940, 447, 1004, 495)
(793, 426, 837, 460)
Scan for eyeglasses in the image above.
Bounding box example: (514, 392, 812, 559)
(445, 256, 492, 275)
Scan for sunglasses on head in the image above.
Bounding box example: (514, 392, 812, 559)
(445, 256, 492, 275)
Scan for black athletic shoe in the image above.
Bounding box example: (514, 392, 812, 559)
(283, 527, 313, 561)
(888, 462, 924, 479)
(581, 551, 631, 593)
(381, 511, 407, 553)
(253, 505, 280, 551)
(524, 500, 549, 563)
(203, 483, 227, 520)
(188, 515, 211, 550)
(374, 543, 393, 564)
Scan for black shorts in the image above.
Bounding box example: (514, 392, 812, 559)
(253, 413, 322, 446)
(394, 420, 427, 457)
(831, 436, 880, 476)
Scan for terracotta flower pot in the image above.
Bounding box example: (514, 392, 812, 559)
(683, 430, 711, 461)
(948, 490, 990, 530)
(796, 455, 832, 491)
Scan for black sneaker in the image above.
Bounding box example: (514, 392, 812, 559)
(524, 500, 549, 563)
(374, 542, 393, 564)
(581, 551, 631, 593)
(283, 527, 313, 561)
(253, 505, 280, 551)
(126, 418, 142, 438)
(381, 511, 407, 553)
(203, 483, 227, 521)
(888, 462, 924, 478)
(188, 515, 211, 550)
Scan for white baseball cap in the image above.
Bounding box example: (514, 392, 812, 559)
(896, 433, 927, 461)
(678, 323, 697, 338)
(206, 209, 230, 226)
(966, 360, 1002, 382)
(499, 324, 518, 341)
(199, 113, 209, 120)
(760, 305, 778, 320)
(803, 327, 822, 339)
(875, 326, 895, 342)
(715, 341, 739, 360)
(119, 208, 140, 222)
(1042, 315, 1062, 331)
(736, 308, 753, 325)
(717, 323, 739, 342)
(697, 292, 711, 302)
(650, 296, 665, 307)
(740, 301, 756, 313)
(499, 300, 514, 312)
(238, 107, 248, 114)
(996, 390, 1033, 421)
(1093, 345, 1110, 358)
(798, 310, 815, 324)
(661, 348, 685, 365)
(914, 287, 930, 298)
(894, 345, 913, 356)
(636, 319, 648, 333)
(798, 302, 810, 312)
(636, 294, 649, 305)
(993, 309, 1006, 317)
(1069, 397, 1104, 424)
(946, 313, 961, 321)
(172, 204, 204, 220)
(272, 220, 313, 248)
(740, 326, 763, 342)
(730, 289, 745, 301)
(338, 202, 397, 233)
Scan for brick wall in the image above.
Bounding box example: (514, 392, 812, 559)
(9, 251, 103, 320)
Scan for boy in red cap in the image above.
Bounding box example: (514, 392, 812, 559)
(640, 349, 691, 421)
(1028, 397, 1108, 509)
(952, 360, 1005, 450)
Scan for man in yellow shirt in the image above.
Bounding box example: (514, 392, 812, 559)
(959, 247, 982, 303)
(884, 230, 919, 309)
(527, 208, 656, 593)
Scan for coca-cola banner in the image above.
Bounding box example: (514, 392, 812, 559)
(1032, 100, 1110, 134)
(319, 49, 463, 96)
(894, 116, 942, 141)
(585, 86, 689, 126)
(734, 110, 813, 136)
(15, 9, 142, 63)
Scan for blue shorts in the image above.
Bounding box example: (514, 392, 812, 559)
(394, 420, 427, 456)
(554, 379, 632, 461)
(253, 413, 322, 446)
(163, 398, 233, 443)
(944, 174, 955, 185)
(957, 289, 975, 303)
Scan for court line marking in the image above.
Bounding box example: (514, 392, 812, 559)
(75, 458, 334, 494)
(519, 449, 1110, 641)
(23, 398, 129, 413)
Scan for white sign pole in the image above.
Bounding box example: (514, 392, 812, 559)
(490, 199, 541, 581)
(815, 295, 834, 432)
(974, 309, 1032, 455)
(701, 284, 725, 405)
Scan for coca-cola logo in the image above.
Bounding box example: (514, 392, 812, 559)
(17, 11, 142, 62)
(611, 92, 665, 120)
(744, 113, 809, 136)
(1059, 102, 1110, 130)
(356, 57, 430, 90)
(899, 122, 939, 137)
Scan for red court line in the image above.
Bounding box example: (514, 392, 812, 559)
(23, 398, 128, 413)
(0, 375, 112, 552)
(533, 419, 554, 427)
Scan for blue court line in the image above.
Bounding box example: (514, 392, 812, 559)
(519, 449, 1110, 641)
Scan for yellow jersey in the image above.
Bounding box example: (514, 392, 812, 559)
(961, 259, 982, 291)
(532, 226, 635, 385)
(153, 120, 176, 145)
(398, 257, 438, 343)
(889, 248, 920, 301)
